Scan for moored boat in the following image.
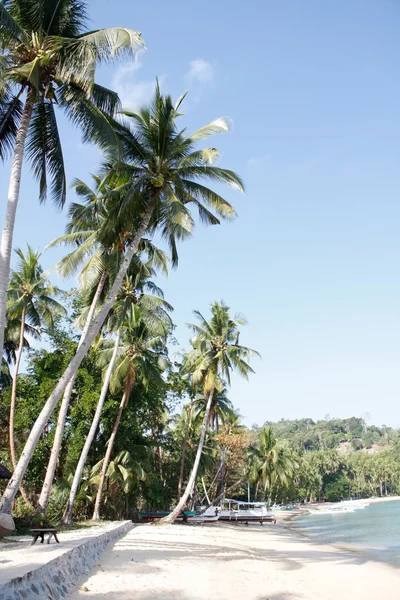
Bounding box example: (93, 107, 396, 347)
(213, 499, 276, 524)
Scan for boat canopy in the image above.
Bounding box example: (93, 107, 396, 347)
(223, 499, 267, 507)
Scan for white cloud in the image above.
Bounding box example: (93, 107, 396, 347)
(247, 153, 272, 168)
(111, 60, 166, 110)
(187, 58, 214, 85)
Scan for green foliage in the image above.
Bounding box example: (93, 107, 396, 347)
(249, 427, 297, 496)
(264, 417, 391, 452)
(46, 486, 70, 525)
(12, 498, 54, 530)
(323, 473, 349, 503)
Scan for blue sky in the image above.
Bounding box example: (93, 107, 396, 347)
(1, 0, 400, 427)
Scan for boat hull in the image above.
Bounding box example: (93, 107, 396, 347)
(218, 515, 276, 524)
(189, 515, 220, 524)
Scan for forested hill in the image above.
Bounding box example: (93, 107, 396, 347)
(259, 417, 399, 453)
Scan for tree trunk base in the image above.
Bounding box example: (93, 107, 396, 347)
(0, 514, 15, 537)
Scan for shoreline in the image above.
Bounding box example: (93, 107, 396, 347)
(278, 496, 400, 569)
(362, 494, 400, 504)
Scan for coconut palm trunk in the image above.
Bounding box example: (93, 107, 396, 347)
(62, 330, 120, 524)
(8, 306, 31, 506)
(161, 390, 214, 524)
(0, 201, 155, 514)
(0, 94, 34, 361)
(92, 373, 134, 521)
(37, 273, 107, 513)
(9, 308, 25, 470)
(177, 402, 193, 497)
(201, 477, 210, 504)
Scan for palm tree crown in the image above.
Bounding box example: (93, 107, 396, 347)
(48, 174, 170, 313)
(101, 86, 244, 265)
(7, 245, 65, 328)
(249, 427, 297, 494)
(7, 244, 65, 484)
(185, 300, 260, 395)
(0, 0, 144, 200)
(193, 386, 236, 432)
(100, 302, 171, 396)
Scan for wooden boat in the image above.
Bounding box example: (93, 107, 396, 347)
(139, 510, 195, 523)
(215, 499, 276, 524)
(140, 510, 219, 524)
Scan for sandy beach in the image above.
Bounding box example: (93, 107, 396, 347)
(67, 520, 400, 600)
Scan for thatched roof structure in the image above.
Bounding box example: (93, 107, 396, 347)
(0, 464, 12, 479)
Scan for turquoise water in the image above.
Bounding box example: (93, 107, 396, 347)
(293, 500, 400, 567)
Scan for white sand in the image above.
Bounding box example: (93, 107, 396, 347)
(67, 521, 400, 600)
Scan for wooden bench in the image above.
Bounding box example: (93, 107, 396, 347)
(30, 528, 60, 545)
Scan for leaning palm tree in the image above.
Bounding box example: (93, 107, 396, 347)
(176, 400, 196, 498)
(0, 0, 144, 359)
(7, 245, 65, 470)
(162, 301, 259, 524)
(92, 302, 171, 520)
(0, 87, 242, 513)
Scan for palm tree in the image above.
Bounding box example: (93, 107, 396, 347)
(0, 88, 243, 514)
(92, 302, 171, 520)
(249, 427, 297, 503)
(162, 300, 259, 523)
(7, 245, 64, 471)
(0, 0, 144, 361)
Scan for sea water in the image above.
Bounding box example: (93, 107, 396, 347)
(293, 500, 400, 567)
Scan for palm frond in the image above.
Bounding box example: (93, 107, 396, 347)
(179, 167, 244, 192)
(189, 117, 231, 142)
(91, 83, 121, 116)
(58, 82, 123, 155)
(26, 99, 66, 206)
(0, 91, 23, 160)
(76, 27, 145, 61)
(0, 2, 23, 44)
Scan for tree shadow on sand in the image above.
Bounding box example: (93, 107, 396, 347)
(68, 525, 391, 599)
(70, 588, 304, 600)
